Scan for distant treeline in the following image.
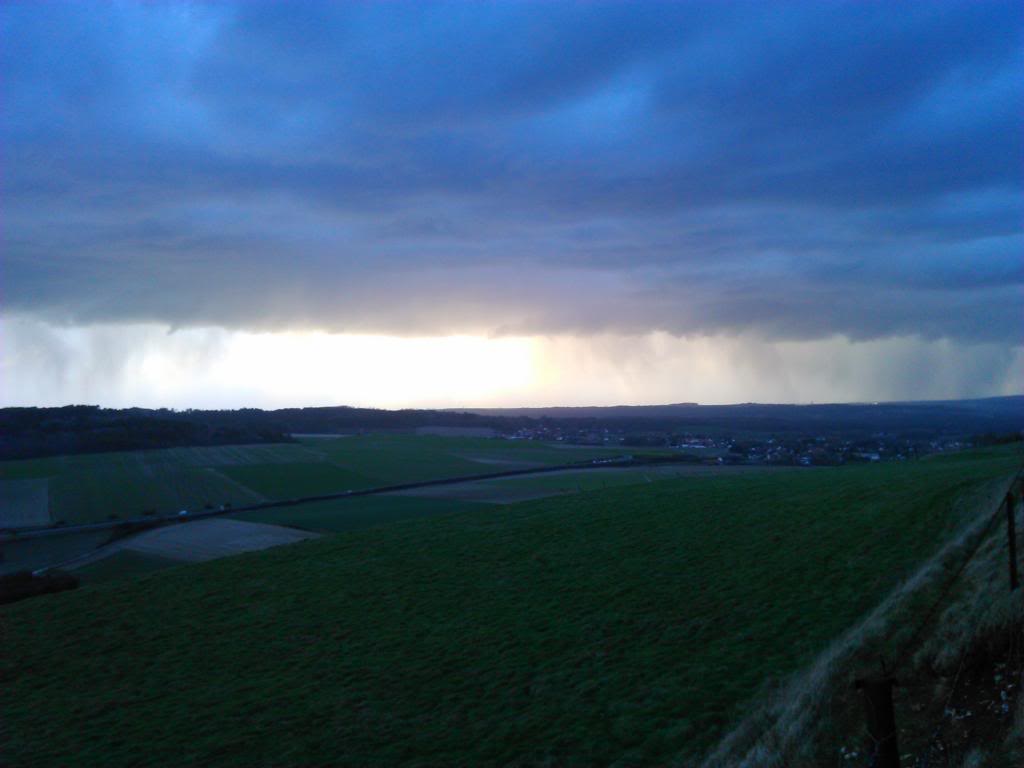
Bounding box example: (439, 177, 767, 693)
(467, 397, 1024, 437)
(0, 405, 293, 460)
(0, 405, 524, 461)
(1, 397, 1021, 461)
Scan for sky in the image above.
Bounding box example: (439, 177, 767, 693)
(2, 1, 1022, 409)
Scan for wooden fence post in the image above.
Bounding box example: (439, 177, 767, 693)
(855, 674, 901, 768)
(1008, 492, 1019, 592)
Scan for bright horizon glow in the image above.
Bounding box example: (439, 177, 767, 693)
(2, 317, 1022, 410)
(201, 331, 538, 408)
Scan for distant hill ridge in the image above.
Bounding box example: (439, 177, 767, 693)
(456, 396, 1024, 430)
(457, 394, 1023, 416)
(1, 397, 1020, 461)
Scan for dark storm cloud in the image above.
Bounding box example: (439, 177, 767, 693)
(2, 1, 1022, 342)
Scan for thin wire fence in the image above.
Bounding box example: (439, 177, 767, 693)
(855, 465, 1023, 768)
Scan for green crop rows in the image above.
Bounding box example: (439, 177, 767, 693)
(4, 448, 1018, 767)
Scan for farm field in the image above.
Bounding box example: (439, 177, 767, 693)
(74, 550, 183, 585)
(46, 521, 318, 585)
(231, 494, 492, 533)
(392, 463, 783, 504)
(3, 447, 1019, 767)
(293, 433, 645, 484)
(217, 462, 377, 498)
(0, 445, 301, 526)
(112, 518, 320, 562)
(230, 456, 761, 531)
(0, 435, 649, 528)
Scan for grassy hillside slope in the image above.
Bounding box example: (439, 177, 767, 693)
(0, 444, 313, 525)
(3, 449, 1019, 767)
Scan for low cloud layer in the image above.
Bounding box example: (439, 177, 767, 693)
(3, 317, 1021, 409)
(2, 2, 1022, 347)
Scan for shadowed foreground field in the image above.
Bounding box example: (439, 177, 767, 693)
(2, 449, 1019, 767)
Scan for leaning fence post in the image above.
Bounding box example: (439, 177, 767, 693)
(854, 673, 900, 768)
(1008, 492, 1020, 592)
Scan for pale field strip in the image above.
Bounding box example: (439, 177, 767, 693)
(118, 518, 320, 563)
(59, 518, 321, 573)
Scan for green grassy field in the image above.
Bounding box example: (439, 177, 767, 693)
(73, 550, 184, 585)
(0, 446, 293, 525)
(0, 436, 643, 527)
(4, 448, 1019, 767)
(483, 463, 768, 494)
(218, 462, 378, 499)
(231, 494, 491, 532)
(297, 434, 640, 484)
(0, 530, 114, 575)
(373, 465, 774, 506)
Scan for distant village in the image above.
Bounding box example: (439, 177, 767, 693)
(506, 425, 981, 466)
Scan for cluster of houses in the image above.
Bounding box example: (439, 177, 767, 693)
(505, 426, 977, 466)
